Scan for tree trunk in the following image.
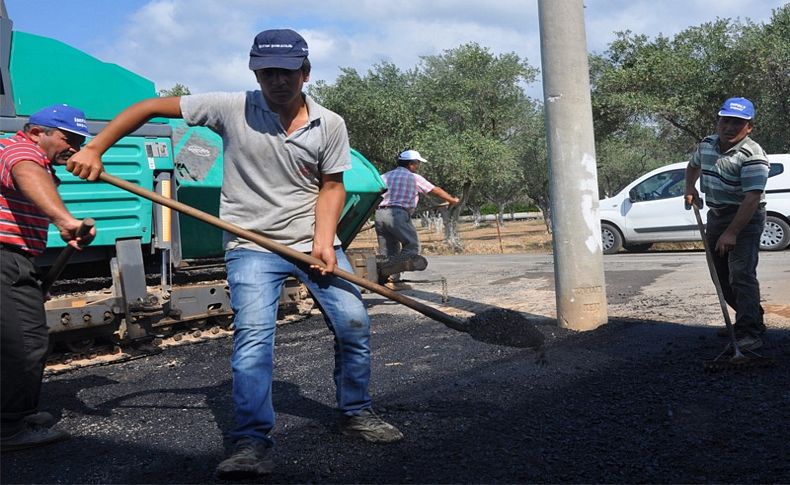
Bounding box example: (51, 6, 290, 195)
(472, 207, 482, 227)
(496, 203, 506, 227)
(431, 213, 444, 235)
(419, 210, 430, 228)
(536, 196, 552, 234)
(443, 181, 472, 251)
(442, 209, 463, 252)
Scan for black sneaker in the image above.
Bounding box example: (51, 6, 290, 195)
(340, 409, 403, 444)
(1, 423, 69, 452)
(24, 411, 55, 427)
(378, 255, 428, 277)
(216, 437, 274, 480)
(736, 334, 763, 351)
(405, 255, 428, 272)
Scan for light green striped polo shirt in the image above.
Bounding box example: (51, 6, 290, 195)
(688, 135, 769, 209)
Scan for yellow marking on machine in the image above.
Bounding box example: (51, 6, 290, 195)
(161, 179, 172, 242)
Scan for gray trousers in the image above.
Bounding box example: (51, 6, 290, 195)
(1, 248, 49, 438)
(705, 207, 766, 337)
(374, 207, 420, 282)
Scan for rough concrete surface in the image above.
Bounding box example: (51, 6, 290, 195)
(2, 252, 789, 484)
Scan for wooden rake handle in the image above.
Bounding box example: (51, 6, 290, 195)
(97, 172, 466, 330)
(690, 204, 732, 327)
(41, 218, 96, 294)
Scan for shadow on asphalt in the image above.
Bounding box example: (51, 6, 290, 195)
(2, 314, 787, 484)
(353, 317, 789, 483)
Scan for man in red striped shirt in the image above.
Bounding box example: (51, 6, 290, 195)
(1, 104, 95, 452)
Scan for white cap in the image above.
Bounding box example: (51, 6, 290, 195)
(398, 149, 427, 163)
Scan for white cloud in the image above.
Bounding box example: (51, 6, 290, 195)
(89, 0, 784, 96)
(584, 0, 783, 54)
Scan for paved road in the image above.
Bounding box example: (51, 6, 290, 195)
(2, 251, 788, 484)
(410, 250, 789, 326)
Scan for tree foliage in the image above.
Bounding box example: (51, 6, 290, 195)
(310, 63, 418, 167)
(311, 44, 541, 249)
(735, 5, 790, 153)
(511, 102, 550, 231)
(591, 5, 790, 153)
(595, 124, 682, 198)
(308, 7, 789, 250)
(158, 83, 191, 97)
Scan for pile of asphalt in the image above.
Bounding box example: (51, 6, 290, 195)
(2, 309, 788, 484)
(464, 307, 546, 352)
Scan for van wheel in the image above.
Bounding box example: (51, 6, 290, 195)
(760, 216, 790, 251)
(601, 223, 623, 255)
(624, 243, 653, 253)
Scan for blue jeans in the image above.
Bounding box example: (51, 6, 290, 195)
(705, 208, 766, 337)
(225, 248, 372, 445)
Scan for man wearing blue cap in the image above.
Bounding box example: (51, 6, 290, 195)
(684, 97, 769, 351)
(1, 104, 96, 451)
(67, 28, 403, 479)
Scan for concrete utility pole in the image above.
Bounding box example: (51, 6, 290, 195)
(538, 0, 608, 330)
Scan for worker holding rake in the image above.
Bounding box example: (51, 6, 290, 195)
(67, 28, 403, 481)
(684, 97, 769, 352)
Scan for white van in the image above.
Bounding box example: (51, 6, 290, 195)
(599, 154, 790, 254)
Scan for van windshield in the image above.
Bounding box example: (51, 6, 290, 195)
(631, 169, 686, 202)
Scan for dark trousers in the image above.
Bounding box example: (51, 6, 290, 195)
(374, 207, 420, 282)
(705, 208, 766, 337)
(1, 248, 49, 437)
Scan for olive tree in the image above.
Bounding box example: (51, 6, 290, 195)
(158, 83, 191, 97)
(412, 43, 539, 247)
(309, 63, 418, 172)
(591, 5, 790, 153)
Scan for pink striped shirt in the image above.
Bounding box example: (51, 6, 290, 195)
(1, 131, 57, 256)
(379, 166, 435, 211)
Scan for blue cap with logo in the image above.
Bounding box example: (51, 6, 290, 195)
(29, 104, 90, 137)
(249, 29, 309, 71)
(718, 97, 755, 120)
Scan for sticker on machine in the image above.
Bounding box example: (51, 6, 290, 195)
(145, 142, 170, 157)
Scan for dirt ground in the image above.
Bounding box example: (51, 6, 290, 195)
(348, 218, 703, 255)
(349, 218, 553, 255)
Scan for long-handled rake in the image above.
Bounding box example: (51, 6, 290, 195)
(96, 172, 546, 355)
(688, 199, 774, 371)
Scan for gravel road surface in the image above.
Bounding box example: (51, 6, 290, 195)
(2, 251, 789, 484)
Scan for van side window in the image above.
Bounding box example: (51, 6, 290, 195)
(768, 163, 783, 178)
(631, 169, 686, 202)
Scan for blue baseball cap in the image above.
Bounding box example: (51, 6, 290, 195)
(718, 97, 755, 120)
(29, 104, 90, 137)
(249, 29, 309, 71)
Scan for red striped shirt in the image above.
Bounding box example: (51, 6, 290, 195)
(0, 131, 57, 256)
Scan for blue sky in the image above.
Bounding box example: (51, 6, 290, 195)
(5, 0, 787, 98)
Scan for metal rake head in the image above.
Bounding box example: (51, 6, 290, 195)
(703, 350, 776, 372)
